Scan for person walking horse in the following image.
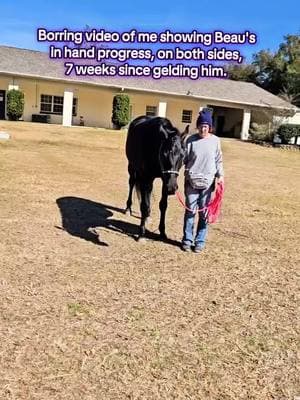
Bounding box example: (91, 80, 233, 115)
(181, 109, 224, 253)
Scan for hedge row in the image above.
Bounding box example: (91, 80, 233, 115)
(277, 124, 300, 144)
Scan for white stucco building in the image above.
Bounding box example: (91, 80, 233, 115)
(0, 45, 298, 140)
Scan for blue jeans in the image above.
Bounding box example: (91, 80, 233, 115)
(182, 183, 214, 248)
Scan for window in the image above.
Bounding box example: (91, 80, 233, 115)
(146, 105, 157, 117)
(53, 96, 63, 114)
(72, 98, 78, 117)
(182, 109, 192, 123)
(40, 94, 77, 116)
(40, 95, 52, 113)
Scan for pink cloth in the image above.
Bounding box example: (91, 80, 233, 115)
(206, 181, 224, 224)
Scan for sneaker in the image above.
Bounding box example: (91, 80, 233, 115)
(194, 244, 205, 253)
(181, 243, 192, 252)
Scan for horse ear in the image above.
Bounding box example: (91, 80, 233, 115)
(181, 125, 189, 143)
(159, 125, 169, 139)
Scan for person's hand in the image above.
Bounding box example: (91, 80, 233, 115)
(216, 176, 224, 184)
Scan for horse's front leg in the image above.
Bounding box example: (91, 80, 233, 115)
(158, 184, 168, 240)
(138, 180, 153, 240)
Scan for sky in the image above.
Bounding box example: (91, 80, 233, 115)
(0, 0, 299, 63)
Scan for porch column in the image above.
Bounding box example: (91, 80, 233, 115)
(158, 101, 167, 117)
(63, 90, 73, 127)
(241, 108, 251, 140)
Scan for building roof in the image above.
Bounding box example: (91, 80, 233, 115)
(0, 45, 296, 111)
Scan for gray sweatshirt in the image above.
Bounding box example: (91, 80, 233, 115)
(184, 133, 224, 186)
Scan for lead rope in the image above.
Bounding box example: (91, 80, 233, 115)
(175, 190, 209, 213)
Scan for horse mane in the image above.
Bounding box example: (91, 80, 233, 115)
(157, 117, 180, 139)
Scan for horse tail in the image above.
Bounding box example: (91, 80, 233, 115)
(134, 180, 141, 204)
(128, 164, 141, 208)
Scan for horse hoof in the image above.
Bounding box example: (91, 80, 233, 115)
(136, 236, 146, 243)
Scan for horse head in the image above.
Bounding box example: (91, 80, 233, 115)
(159, 122, 189, 195)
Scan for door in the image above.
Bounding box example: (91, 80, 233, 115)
(216, 115, 225, 136)
(0, 90, 5, 119)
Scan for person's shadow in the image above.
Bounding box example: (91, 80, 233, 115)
(56, 196, 181, 248)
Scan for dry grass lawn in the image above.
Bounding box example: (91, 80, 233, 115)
(0, 121, 299, 400)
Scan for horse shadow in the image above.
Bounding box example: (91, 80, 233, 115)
(56, 196, 181, 248)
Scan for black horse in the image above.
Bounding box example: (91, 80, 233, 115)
(125, 116, 188, 240)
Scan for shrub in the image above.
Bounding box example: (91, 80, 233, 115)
(7, 89, 24, 121)
(111, 93, 130, 129)
(277, 124, 300, 144)
(249, 122, 273, 142)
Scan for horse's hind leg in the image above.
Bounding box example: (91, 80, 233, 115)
(125, 166, 135, 215)
(138, 180, 153, 240)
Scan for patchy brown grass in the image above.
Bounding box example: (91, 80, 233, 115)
(0, 120, 299, 400)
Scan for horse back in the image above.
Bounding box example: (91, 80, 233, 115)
(126, 116, 165, 176)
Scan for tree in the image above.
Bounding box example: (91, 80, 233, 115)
(279, 35, 300, 106)
(227, 34, 300, 106)
(7, 89, 24, 121)
(226, 63, 257, 82)
(111, 93, 130, 129)
(252, 49, 286, 93)
(278, 86, 300, 105)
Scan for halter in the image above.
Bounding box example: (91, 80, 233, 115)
(158, 135, 181, 177)
(162, 170, 179, 175)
